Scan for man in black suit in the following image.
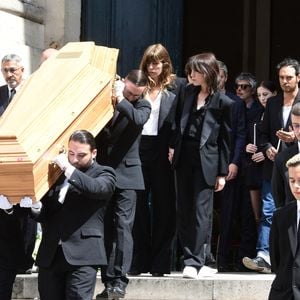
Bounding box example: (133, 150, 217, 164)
(0, 53, 36, 300)
(272, 102, 300, 208)
(0, 54, 24, 115)
(26, 130, 116, 300)
(216, 63, 248, 272)
(269, 153, 300, 299)
(95, 70, 151, 299)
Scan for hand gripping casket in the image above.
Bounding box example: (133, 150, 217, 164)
(0, 42, 119, 203)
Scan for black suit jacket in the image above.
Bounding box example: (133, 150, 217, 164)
(0, 84, 9, 116)
(96, 97, 151, 190)
(260, 91, 300, 180)
(226, 92, 246, 167)
(272, 143, 298, 207)
(269, 201, 300, 300)
(34, 162, 116, 267)
(172, 85, 233, 186)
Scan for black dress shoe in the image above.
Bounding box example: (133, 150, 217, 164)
(151, 272, 164, 277)
(96, 287, 113, 299)
(217, 264, 233, 273)
(109, 285, 126, 299)
(127, 271, 141, 276)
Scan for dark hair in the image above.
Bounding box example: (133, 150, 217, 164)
(185, 52, 219, 93)
(291, 102, 300, 117)
(276, 58, 300, 76)
(69, 130, 96, 150)
(126, 69, 148, 87)
(258, 80, 277, 93)
(139, 43, 175, 89)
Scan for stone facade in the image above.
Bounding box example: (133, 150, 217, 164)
(0, 0, 81, 84)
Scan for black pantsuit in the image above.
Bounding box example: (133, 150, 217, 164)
(172, 85, 232, 270)
(130, 90, 177, 275)
(176, 140, 214, 267)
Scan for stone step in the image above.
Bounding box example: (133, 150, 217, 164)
(12, 272, 274, 300)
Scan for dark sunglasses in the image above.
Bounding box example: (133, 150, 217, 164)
(235, 83, 251, 90)
(1, 67, 22, 74)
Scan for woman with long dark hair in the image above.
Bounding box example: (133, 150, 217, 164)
(169, 53, 232, 278)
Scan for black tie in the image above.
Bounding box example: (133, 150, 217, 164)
(297, 216, 300, 249)
(8, 88, 16, 103)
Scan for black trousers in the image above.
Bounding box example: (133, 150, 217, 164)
(102, 189, 137, 287)
(175, 140, 214, 269)
(0, 267, 17, 300)
(217, 177, 257, 267)
(131, 136, 176, 274)
(38, 246, 97, 300)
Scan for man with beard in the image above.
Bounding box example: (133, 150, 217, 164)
(243, 58, 300, 273)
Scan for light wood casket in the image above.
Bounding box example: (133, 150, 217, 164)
(0, 42, 119, 203)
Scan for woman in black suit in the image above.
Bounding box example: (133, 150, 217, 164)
(169, 53, 232, 279)
(130, 44, 179, 276)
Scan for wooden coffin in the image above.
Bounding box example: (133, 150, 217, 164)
(0, 42, 119, 203)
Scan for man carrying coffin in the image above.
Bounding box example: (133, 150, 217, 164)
(0, 53, 36, 300)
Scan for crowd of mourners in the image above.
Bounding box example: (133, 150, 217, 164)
(1, 43, 300, 300)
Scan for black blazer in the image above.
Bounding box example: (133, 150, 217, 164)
(260, 91, 300, 180)
(0, 84, 9, 116)
(227, 93, 246, 167)
(96, 97, 151, 190)
(34, 162, 116, 268)
(269, 201, 300, 300)
(172, 85, 233, 186)
(272, 143, 298, 207)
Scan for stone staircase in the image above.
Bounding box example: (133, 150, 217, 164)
(12, 272, 274, 300)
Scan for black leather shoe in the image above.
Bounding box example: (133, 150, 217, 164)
(217, 264, 233, 273)
(96, 287, 113, 299)
(151, 272, 164, 277)
(127, 271, 141, 276)
(109, 285, 126, 299)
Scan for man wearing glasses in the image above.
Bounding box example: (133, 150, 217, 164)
(0, 54, 24, 115)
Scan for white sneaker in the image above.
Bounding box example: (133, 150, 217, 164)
(198, 265, 218, 277)
(183, 266, 198, 279)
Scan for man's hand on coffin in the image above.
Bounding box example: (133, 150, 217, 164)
(52, 153, 71, 171)
(114, 79, 125, 102)
(0, 195, 13, 210)
(52, 153, 75, 178)
(20, 196, 42, 210)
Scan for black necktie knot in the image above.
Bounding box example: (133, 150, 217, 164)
(9, 88, 16, 102)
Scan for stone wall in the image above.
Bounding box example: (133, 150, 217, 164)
(0, 0, 81, 84)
